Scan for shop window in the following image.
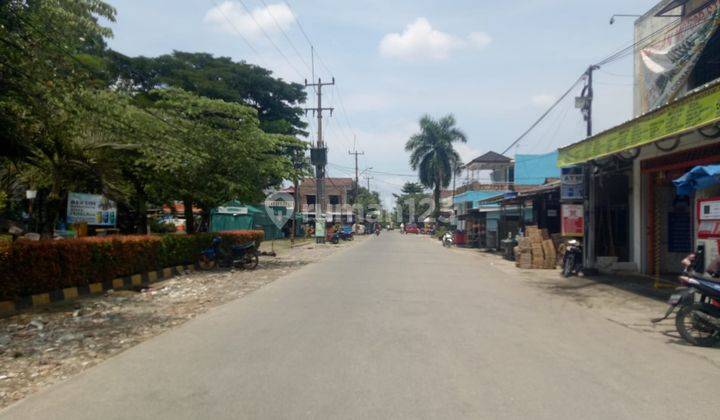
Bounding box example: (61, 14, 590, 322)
(306, 195, 316, 205)
(329, 195, 340, 205)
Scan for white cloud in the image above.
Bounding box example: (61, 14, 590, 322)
(531, 94, 556, 107)
(379, 18, 491, 61)
(454, 143, 482, 166)
(467, 31, 493, 49)
(203, 1, 294, 39)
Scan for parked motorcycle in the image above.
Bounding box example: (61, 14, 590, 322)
(339, 226, 354, 241)
(561, 239, 583, 277)
(199, 237, 259, 270)
(653, 248, 720, 347)
(442, 231, 454, 247)
(328, 231, 340, 244)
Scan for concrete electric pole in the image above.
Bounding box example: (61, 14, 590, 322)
(305, 78, 335, 243)
(348, 146, 364, 202)
(578, 65, 600, 137)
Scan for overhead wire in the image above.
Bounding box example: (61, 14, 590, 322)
(257, 0, 312, 74)
(502, 11, 714, 154)
(209, 0, 269, 68)
(283, 0, 359, 145)
(234, 0, 306, 80)
(501, 75, 584, 155)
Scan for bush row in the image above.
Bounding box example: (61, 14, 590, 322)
(0, 230, 264, 300)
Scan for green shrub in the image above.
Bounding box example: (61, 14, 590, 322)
(0, 230, 264, 300)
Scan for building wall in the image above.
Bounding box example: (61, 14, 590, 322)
(298, 179, 353, 214)
(632, 133, 720, 273)
(514, 152, 560, 185)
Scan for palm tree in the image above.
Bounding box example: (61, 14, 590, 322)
(406, 115, 466, 219)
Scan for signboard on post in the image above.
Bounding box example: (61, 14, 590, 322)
(561, 204, 584, 237)
(561, 167, 584, 201)
(67, 192, 117, 226)
(315, 218, 326, 238)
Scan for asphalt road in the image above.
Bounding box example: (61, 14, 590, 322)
(3, 233, 720, 419)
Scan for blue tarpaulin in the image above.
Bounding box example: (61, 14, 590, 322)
(673, 165, 720, 196)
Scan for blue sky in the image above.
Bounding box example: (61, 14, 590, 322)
(107, 0, 655, 204)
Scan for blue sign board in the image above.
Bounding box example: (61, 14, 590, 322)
(561, 167, 584, 201)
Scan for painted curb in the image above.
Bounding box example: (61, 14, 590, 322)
(0, 264, 197, 316)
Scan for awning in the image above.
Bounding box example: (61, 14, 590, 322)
(558, 80, 720, 167)
(673, 165, 720, 196)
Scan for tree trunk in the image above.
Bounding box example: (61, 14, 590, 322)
(433, 181, 441, 219)
(200, 206, 211, 233)
(183, 197, 195, 234)
(129, 176, 148, 234)
(136, 198, 148, 234)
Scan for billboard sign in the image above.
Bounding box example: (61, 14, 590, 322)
(637, 1, 720, 113)
(67, 192, 117, 226)
(561, 204, 584, 237)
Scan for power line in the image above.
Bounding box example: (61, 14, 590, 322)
(501, 75, 584, 155)
(209, 0, 269, 68)
(501, 13, 712, 154)
(595, 13, 714, 67)
(283, 0, 359, 145)
(257, 0, 312, 73)
(235, 0, 306, 80)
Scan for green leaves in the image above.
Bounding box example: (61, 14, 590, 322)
(0, 0, 309, 232)
(406, 114, 467, 218)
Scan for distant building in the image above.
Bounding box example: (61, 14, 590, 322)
(453, 150, 560, 248)
(297, 178, 354, 221)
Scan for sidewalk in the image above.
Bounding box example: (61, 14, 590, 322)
(443, 243, 720, 366)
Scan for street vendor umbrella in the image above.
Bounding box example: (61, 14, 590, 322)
(673, 165, 720, 196)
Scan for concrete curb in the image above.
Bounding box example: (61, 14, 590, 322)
(0, 264, 197, 316)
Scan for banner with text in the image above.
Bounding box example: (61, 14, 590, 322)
(559, 82, 720, 167)
(638, 1, 720, 113)
(67, 192, 117, 226)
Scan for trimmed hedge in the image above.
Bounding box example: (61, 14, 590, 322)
(0, 230, 264, 300)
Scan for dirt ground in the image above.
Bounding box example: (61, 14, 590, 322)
(444, 241, 720, 367)
(0, 236, 365, 408)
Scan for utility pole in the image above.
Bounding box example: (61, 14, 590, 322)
(305, 78, 335, 243)
(578, 65, 600, 137)
(290, 147, 303, 247)
(348, 144, 364, 202)
(576, 64, 599, 273)
(366, 176, 374, 192)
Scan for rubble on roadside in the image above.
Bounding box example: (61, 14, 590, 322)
(0, 238, 359, 408)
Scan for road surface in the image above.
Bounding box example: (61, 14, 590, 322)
(3, 233, 720, 419)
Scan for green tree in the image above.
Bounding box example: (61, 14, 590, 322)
(405, 115, 466, 218)
(0, 0, 120, 231)
(393, 182, 431, 224)
(107, 51, 308, 136)
(401, 182, 425, 195)
(146, 88, 305, 232)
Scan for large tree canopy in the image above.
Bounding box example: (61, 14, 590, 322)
(0, 1, 309, 234)
(107, 51, 308, 136)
